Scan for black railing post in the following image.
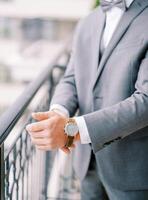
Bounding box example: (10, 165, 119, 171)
(0, 144, 5, 200)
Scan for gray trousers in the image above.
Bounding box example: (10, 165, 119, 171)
(80, 153, 148, 200)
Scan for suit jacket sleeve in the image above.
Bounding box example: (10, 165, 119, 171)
(84, 50, 148, 153)
(50, 22, 82, 117)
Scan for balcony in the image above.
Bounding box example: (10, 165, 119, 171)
(0, 42, 81, 200)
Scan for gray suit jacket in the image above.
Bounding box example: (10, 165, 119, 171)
(51, 0, 148, 190)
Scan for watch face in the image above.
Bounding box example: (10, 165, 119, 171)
(65, 123, 79, 136)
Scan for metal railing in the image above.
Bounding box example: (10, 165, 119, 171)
(0, 41, 80, 200)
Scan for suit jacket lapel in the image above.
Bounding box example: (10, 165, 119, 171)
(93, 0, 148, 90)
(90, 8, 105, 87)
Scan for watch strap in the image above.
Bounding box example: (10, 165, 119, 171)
(67, 118, 76, 123)
(65, 136, 74, 148)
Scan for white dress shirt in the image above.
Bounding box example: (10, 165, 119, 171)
(50, 0, 135, 144)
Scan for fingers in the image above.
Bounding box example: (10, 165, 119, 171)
(26, 119, 49, 132)
(60, 147, 70, 154)
(29, 130, 56, 150)
(60, 144, 75, 154)
(36, 145, 70, 153)
(32, 112, 50, 121)
(28, 130, 52, 146)
(31, 136, 57, 150)
(36, 145, 51, 151)
(70, 143, 76, 148)
(32, 111, 56, 121)
(31, 137, 51, 146)
(28, 130, 49, 138)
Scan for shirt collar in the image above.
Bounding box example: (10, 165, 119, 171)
(126, 0, 135, 8)
(105, 0, 135, 8)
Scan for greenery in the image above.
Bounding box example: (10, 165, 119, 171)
(93, 0, 100, 8)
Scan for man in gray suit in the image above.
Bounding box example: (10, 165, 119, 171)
(26, 0, 148, 199)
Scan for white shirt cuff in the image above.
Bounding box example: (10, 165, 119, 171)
(50, 104, 69, 117)
(74, 116, 91, 144)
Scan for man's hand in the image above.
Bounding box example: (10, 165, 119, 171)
(26, 111, 74, 154)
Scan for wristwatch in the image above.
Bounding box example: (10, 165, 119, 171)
(64, 118, 79, 148)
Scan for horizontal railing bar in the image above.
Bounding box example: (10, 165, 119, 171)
(0, 41, 69, 145)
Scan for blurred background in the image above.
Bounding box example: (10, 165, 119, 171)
(0, 1, 101, 200)
(0, 0, 99, 116)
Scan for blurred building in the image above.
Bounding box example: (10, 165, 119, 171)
(0, 0, 92, 41)
(0, 0, 92, 114)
